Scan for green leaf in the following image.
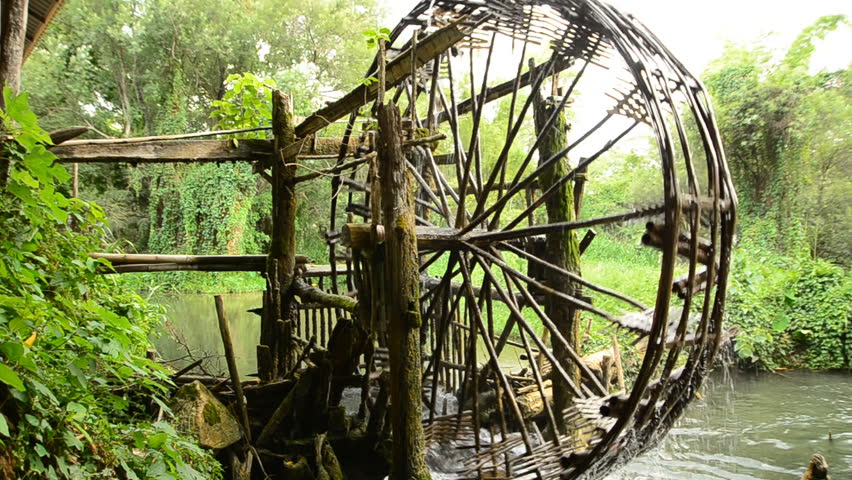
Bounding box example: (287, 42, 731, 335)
(0, 413, 9, 437)
(34, 443, 49, 457)
(0, 342, 24, 363)
(0, 362, 25, 391)
(147, 431, 168, 449)
(771, 314, 790, 332)
(66, 401, 87, 421)
(67, 362, 88, 389)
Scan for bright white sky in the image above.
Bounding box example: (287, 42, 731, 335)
(383, 0, 851, 74)
(381, 0, 850, 158)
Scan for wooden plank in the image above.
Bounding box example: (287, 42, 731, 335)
(50, 139, 273, 163)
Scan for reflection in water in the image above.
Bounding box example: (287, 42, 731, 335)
(152, 293, 263, 377)
(152, 295, 850, 479)
(605, 370, 852, 480)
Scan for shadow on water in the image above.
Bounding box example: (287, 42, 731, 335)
(605, 370, 852, 480)
(152, 294, 850, 479)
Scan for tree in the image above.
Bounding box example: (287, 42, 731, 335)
(20, 0, 382, 271)
(704, 15, 850, 263)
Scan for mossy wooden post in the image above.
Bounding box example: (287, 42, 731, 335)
(377, 101, 430, 480)
(259, 90, 297, 381)
(533, 90, 582, 435)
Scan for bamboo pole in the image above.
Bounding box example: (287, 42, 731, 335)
(91, 253, 308, 265)
(378, 101, 431, 480)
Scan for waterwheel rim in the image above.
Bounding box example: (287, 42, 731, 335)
(315, 1, 737, 478)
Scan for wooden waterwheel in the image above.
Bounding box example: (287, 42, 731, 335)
(308, 1, 737, 479)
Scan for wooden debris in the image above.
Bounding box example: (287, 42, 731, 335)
(215, 295, 252, 446)
(800, 454, 831, 480)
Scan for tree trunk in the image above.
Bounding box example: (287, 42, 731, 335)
(0, 0, 26, 101)
(533, 91, 582, 436)
(0, 0, 28, 186)
(378, 102, 430, 480)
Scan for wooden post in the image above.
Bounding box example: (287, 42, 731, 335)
(72, 163, 79, 197)
(377, 101, 430, 480)
(259, 90, 297, 380)
(533, 91, 582, 435)
(611, 334, 626, 391)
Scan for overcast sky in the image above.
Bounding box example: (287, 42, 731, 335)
(384, 0, 851, 74)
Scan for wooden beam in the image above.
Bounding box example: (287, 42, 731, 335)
(90, 253, 309, 265)
(295, 18, 475, 139)
(50, 139, 273, 163)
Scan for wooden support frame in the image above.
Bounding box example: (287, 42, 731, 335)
(50, 139, 273, 164)
(378, 102, 430, 480)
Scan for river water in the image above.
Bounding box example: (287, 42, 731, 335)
(152, 294, 851, 479)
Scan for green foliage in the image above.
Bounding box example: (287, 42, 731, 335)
(21, 0, 382, 293)
(363, 27, 391, 49)
(210, 73, 276, 134)
(360, 28, 390, 86)
(0, 89, 221, 479)
(704, 15, 850, 264)
(702, 16, 851, 370)
(726, 221, 850, 370)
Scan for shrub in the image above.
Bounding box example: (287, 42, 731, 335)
(0, 89, 221, 479)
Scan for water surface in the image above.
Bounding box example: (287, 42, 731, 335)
(152, 294, 851, 479)
(605, 370, 851, 480)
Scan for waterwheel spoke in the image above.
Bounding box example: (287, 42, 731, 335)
(466, 250, 589, 399)
(467, 241, 612, 321)
(457, 110, 627, 237)
(457, 254, 534, 454)
(500, 118, 640, 231)
(444, 51, 478, 220)
(475, 37, 601, 227)
(498, 241, 648, 310)
(470, 203, 664, 243)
